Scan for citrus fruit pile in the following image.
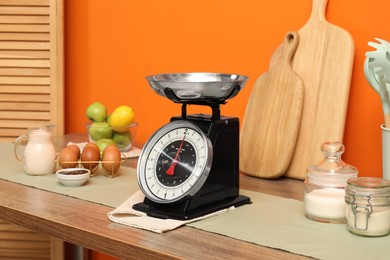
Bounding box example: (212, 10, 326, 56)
(85, 102, 136, 152)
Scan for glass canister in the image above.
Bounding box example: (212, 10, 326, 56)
(304, 142, 358, 223)
(345, 177, 390, 237)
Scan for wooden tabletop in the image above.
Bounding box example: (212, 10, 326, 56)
(0, 135, 308, 260)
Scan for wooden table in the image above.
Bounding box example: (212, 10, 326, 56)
(0, 135, 309, 260)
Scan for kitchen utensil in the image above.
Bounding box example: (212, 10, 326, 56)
(364, 38, 390, 127)
(133, 73, 251, 220)
(14, 126, 57, 175)
(146, 73, 248, 102)
(240, 31, 304, 179)
(366, 38, 390, 83)
(269, 0, 354, 180)
(378, 74, 390, 127)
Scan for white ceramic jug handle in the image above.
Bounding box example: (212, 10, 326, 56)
(14, 135, 28, 161)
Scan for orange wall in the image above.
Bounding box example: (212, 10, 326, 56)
(65, 0, 387, 258)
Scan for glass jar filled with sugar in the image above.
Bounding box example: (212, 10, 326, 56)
(345, 177, 390, 237)
(304, 142, 358, 223)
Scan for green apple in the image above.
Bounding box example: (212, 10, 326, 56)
(86, 102, 107, 122)
(112, 131, 132, 150)
(106, 113, 112, 125)
(88, 122, 113, 141)
(96, 138, 115, 155)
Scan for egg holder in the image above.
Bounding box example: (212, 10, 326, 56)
(55, 153, 126, 177)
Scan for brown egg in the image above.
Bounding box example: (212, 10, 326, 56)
(81, 146, 100, 170)
(84, 142, 99, 153)
(102, 146, 121, 174)
(58, 147, 78, 168)
(67, 145, 81, 158)
(104, 143, 118, 151)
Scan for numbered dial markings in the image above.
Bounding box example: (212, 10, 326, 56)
(156, 139, 196, 186)
(138, 121, 212, 203)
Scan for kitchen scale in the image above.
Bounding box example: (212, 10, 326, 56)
(133, 73, 251, 220)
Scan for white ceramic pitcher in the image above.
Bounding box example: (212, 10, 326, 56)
(14, 125, 57, 175)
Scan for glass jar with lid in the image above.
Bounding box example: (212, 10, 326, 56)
(345, 177, 390, 237)
(304, 141, 358, 223)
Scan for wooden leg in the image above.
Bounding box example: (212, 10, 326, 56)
(65, 243, 90, 260)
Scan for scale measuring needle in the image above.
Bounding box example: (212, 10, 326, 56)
(165, 135, 186, 176)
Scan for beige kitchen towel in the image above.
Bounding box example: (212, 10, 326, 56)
(108, 190, 235, 233)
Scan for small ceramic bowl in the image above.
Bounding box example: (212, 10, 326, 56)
(56, 168, 90, 187)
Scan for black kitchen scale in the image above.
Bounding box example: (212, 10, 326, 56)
(133, 73, 251, 220)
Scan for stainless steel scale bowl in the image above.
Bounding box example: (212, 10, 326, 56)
(146, 72, 248, 102)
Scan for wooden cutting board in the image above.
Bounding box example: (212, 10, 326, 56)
(269, 0, 354, 180)
(240, 31, 304, 179)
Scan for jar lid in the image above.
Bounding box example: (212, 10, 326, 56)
(345, 177, 390, 205)
(307, 142, 358, 187)
(347, 177, 390, 190)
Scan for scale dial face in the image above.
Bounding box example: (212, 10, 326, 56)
(137, 120, 213, 204)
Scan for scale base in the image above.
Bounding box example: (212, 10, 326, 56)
(133, 195, 251, 220)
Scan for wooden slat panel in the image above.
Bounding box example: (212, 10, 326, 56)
(0, 7, 50, 15)
(50, 0, 64, 138)
(0, 102, 49, 111)
(0, 77, 50, 85)
(50, 237, 65, 260)
(0, 128, 29, 136)
(0, 85, 50, 94)
(0, 118, 50, 127)
(0, 231, 50, 241)
(0, 0, 49, 6)
(0, 248, 50, 260)
(0, 221, 33, 232)
(0, 253, 49, 259)
(0, 119, 49, 128)
(0, 1, 64, 259)
(0, 32, 49, 41)
(0, 93, 49, 102)
(0, 136, 17, 141)
(0, 59, 49, 67)
(0, 15, 49, 24)
(0, 240, 50, 249)
(0, 251, 50, 260)
(0, 111, 50, 120)
(0, 221, 50, 259)
(0, 24, 49, 32)
(0, 251, 50, 259)
(0, 50, 50, 59)
(0, 68, 50, 76)
(0, 41, 50, 50)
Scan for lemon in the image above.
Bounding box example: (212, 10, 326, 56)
(109, 105, 135, 132)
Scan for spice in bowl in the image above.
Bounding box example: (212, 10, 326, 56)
(58, 169, 89, 175)
(56, 168, 90, 187)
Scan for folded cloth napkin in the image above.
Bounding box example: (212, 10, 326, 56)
(67, 142, 141, 158)
(107, 190, 235, 233)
